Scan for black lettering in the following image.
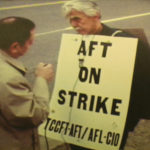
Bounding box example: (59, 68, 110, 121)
(89, 95, 95, 111)
(68, 91, 77, 107)
(69, 124, 75, 137)
(114, 134, 120, 146)
(64, 122, 69, 135)
(89, 68, 101, 84)
(59, 121, 67, 134)
(77, 40, 86, 56)
(93, 129, 99, 142)
(96, 97, 108, 114)
(78, 66, 88, 82)
(101, 42, 112, 57)
(49, 119, 56, 131)
(89, 41, 98, 56)
(99, 130, 103, 144)
(111, 99, 122, 116)
(73, 126, 78, 138)
(58, 90, 66, 105)
(77, 125, 82, 138)
(106, 132, 112, 145)
(77, 93, 88, 110)
(54, 120, 61, 132)
(106, 132, 120, 146)
(44, 118, 51, 129)
(88, 128, 94, 141)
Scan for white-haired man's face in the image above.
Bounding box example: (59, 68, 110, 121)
(68, 10, 101, 35)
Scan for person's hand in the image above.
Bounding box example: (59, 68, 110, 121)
(35, 62, 54, 83)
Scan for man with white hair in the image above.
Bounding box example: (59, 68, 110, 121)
(62, 0, 126, 36)
(62, 0, 150, 150)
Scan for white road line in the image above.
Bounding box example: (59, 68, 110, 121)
(36, 27, 72, 36)
(102, 12, 150, 23)
(35, 12, 150, 37)
(0, 1, 65, 11)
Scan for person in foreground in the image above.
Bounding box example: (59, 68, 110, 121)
(0, 16, 54, 150)
(62, 0, 150, 150)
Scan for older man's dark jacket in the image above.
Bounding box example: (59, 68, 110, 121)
(70, 24, 150, 150)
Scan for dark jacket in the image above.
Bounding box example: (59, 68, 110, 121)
(100, 24, 150, 149)
(70, 24, 150, 150)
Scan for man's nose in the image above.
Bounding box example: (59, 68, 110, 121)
(70, 20, 78, 27)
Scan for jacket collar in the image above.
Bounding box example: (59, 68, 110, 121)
(0, 49, 27, 74)
(97, 23, 119, 36)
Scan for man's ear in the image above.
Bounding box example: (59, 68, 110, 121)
(93, 13, 101, 21)
(96, 13, 101, 19)
(9, 42, 20, 54)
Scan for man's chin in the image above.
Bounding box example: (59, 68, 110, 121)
(77, 30, 88, 35)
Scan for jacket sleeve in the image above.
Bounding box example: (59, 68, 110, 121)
(0, 75, 50, 128)
(115, 31, 150, 118)
(134, 40, 150, 118)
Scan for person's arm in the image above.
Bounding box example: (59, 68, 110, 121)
(0, 63, 54, 128)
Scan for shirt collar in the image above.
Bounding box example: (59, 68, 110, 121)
(0, 49, 27, 74)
